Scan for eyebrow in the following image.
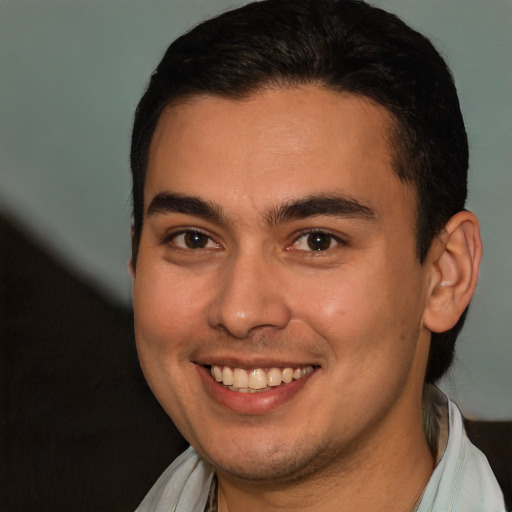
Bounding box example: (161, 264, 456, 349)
(146, 191, 376, 227)
(146, 193, 227, 223)
(265, 194, 376, 226)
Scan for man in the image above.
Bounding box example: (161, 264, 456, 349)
(129, 1, 506, 510)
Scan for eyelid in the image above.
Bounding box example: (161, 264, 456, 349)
(162, 227, 220, 249)
(289, 228, 348, 251)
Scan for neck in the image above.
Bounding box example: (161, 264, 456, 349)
(216, 390, 434, 512)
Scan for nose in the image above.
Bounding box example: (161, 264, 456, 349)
(207, 252, 292, 339)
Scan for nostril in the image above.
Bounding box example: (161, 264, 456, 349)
(206, 294, 292, 339)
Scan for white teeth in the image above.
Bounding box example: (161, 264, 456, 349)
(282, 368, 293, 383)
(248, 368, 267, 389)
(222, 366, 234, 386)
(233, 368, 248, 388)
(213, 366, 223, 382)
(210, 364, 314, 392)
(267, 368, 282, 387)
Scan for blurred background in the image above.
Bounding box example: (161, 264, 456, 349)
(1, 0, 510, 510)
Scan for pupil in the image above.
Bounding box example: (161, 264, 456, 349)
(307, 233, 331, 251)
(184, 231, 208, 249)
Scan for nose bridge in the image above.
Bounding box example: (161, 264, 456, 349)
(207, 247, 291, 338)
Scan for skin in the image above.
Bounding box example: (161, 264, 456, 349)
(132, 86, 477, 511)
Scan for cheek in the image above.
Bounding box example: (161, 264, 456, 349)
(295, 258, 424, 361)
(133, 268, 203, 410)
(133, 264, 208, 355)
(294, 265, 382, 336)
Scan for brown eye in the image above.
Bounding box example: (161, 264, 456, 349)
(293, 231, 342, 252)
(170, 230, 218, 250)
(184, 231, 209, 249)
(306, 233, 334, 251)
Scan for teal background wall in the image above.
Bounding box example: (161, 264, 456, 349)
(1, 0, 510, 419)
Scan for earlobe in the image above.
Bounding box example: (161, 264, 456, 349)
(423, 211, 482, 333)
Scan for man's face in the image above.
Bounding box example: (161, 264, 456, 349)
(133, 87, 433, 483)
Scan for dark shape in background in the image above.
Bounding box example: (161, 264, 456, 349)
(0, 212, 510, 510)
(0, 213, 187, 511)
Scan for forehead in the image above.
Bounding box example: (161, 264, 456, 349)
(146, 86, 415, 223)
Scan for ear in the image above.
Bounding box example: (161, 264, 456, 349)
(128, 259, 135, 279)
(423, 211, 482, 333)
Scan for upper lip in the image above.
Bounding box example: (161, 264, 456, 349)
(194, 355, 321, 369)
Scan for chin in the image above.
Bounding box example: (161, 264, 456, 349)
(193, 430, 335, 484)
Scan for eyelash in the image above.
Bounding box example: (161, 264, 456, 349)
(163, 228, 346, 254)
(163, 229, 220, 251)
(290, 229, 347, 252)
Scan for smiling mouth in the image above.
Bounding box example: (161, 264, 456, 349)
(209, 365, 314, 393)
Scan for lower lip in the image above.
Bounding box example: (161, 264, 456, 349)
(196, 364, 316, 415)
